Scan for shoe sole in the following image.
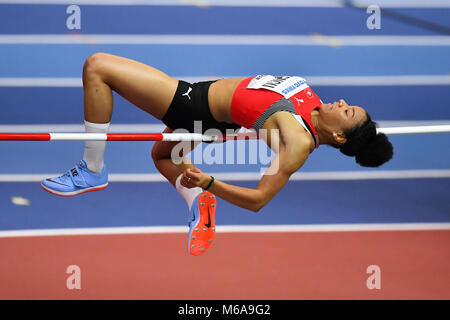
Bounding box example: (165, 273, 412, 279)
(188, 191, 216, 256)
(40, 182, 108, 197)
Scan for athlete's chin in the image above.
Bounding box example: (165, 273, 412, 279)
(319, 103, 332, 113)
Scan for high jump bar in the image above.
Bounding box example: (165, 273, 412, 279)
(0, 125, 449, 141)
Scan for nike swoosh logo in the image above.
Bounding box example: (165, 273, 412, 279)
(204, 207, 212, 228)
(46, 178, 69, 187)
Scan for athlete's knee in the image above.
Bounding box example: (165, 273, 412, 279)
(151, 145, 159, 162)
(83, 52, 109, 83)
(151, 143, 166, 163)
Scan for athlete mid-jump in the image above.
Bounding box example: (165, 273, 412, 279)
(41, 53, 394, 256)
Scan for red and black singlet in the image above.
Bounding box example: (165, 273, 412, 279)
(230, 75, 322, 149)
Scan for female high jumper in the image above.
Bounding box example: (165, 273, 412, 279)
(41, 53, 393, 255)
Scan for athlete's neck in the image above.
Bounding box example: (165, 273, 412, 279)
(311, 109, 331, 146)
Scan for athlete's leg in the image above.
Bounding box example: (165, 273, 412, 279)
(152, 127, 199, 187)
(81, 52, 179, 173)
(153, 127, 216, 256)
(83, 52, 178, 123)
(42, 53, 179, 196)
(152, 127, 205, 208)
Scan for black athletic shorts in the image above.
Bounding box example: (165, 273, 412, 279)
(162, 80, 241, 136)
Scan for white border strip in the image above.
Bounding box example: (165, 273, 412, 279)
(1, 35, 450, 46)
(0, 0, 448, 8)
(1, 75, 449, 87)
(380, 125, 450, 135)
(0, 77, 83, 87)
(1, 170, 450, 182)
(0, 123, 166, 132)
(0, 223, 449, 238)
(307, 75, 450, 86)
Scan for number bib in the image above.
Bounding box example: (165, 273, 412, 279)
(246, 75, 309, 99)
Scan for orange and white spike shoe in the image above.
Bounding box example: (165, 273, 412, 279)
(187, 191, 216, 256)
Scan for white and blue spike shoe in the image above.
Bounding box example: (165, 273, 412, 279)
(41, 160, 108, 197)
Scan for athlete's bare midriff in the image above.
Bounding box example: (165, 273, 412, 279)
(208, 77, 247, 123)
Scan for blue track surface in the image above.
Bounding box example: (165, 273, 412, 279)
(1, 86, 449, 124)
(0, 2, 449, 231)
(1, 45, 449, 77)
(1, 5, 449, 35)
(1, 179, 449, 230)
(1, 133, 450, 174)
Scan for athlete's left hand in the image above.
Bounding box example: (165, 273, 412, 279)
(181, 167, 211, 189)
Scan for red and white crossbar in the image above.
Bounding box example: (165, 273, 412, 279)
(0, 125, 449, 141)
(0, 132, 258, 142)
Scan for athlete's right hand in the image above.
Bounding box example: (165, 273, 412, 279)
(181, 167, 210, 189)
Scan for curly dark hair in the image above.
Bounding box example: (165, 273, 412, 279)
(338, 113, 394, 167)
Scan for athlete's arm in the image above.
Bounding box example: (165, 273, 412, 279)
(182, 136, 310, 212)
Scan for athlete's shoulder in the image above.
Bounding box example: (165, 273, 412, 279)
(287, 130, 316, 154)
(275, 113, 315, 152)
(277, 130, 312, 175)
